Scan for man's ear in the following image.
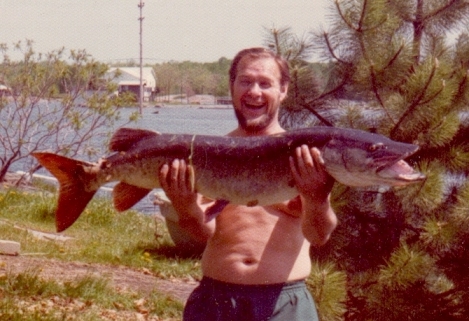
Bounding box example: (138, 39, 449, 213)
(279, 84, 288, 101)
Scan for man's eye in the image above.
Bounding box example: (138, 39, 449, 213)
(260, 82, 271, 89)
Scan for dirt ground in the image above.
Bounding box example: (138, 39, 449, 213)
(0, 254, 197, 303)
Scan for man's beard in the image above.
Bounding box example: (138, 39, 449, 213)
(234, 108, 275, 133)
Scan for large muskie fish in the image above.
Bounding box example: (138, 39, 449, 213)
(33, 127, 425, 232)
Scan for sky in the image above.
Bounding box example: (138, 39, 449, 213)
(0, 0, 331, 63)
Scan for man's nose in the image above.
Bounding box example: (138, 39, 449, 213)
(247, 83, 262, 96)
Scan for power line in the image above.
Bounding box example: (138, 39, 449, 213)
(138, 0, 144, 114)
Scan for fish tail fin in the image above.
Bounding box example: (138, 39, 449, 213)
(32, 152, 98, 232)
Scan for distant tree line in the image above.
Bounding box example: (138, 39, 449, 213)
(150, 58, 231, 100)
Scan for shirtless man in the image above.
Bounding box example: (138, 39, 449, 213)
(159, 47, 337, 321)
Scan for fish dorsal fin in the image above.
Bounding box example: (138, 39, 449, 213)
(109, 128, 161, 152)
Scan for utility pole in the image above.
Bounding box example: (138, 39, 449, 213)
(138, 0, 144, 114)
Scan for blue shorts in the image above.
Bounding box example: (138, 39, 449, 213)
(183, 277, 319, 321)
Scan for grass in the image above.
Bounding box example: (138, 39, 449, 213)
(0, 186, 202, 277)
(0, 269, 183, 320)
(0, 182, 202, 320)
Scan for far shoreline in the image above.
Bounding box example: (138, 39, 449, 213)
(152, 103, 233, 110)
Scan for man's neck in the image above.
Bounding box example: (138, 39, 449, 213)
(229, 123, 285, 137)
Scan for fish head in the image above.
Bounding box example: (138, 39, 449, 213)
(321, 132, 426, 187)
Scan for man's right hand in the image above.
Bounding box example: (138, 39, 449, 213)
(158, 159, 216, 241)
(159, 159, 198, 211)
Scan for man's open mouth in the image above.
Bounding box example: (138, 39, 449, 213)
(244, 101, 266, 110)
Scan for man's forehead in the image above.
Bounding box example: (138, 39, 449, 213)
(236, 56, 281, 78)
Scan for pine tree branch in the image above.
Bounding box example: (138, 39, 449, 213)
(316, 75, 349, 101)
(453, 69, 469, 105)
(419, 80, 444, 105)
(391, 58, 438, 138)
(370, 44, 404, 125)
(321, 31, 350, 65)
(386, 41, 405, 70)
(296, 100, 334, 127)
(356, 0, 388, 33)
(357, 0, 368, 32)
(425, 0, 459, 21)
(369, 64, 397, 124)
(335, 0, 356, 31)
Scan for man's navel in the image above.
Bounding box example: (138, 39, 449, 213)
(242, 258, 257, 266)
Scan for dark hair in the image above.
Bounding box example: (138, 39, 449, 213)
(229, 47, 290, 86)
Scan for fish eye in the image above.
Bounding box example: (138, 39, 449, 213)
(369, 143, 385, 152)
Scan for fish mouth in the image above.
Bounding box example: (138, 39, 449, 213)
(376, 149, 425, 184)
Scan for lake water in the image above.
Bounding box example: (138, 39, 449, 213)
(128, 105, 237, 135)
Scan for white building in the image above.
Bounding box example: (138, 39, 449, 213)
(106, 67, 157, 102)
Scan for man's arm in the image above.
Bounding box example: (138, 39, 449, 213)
(290, 145, 338, 247)
(159, 159, 216, 242)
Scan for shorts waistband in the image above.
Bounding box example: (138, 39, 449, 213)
(199, 276, 307, 294)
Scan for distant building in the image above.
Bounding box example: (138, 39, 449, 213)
(106, 67, 158, 102)
(0, 84, 11, 97)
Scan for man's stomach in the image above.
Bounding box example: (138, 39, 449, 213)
(200, 204, 312, 284)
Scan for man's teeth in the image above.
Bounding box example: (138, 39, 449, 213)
(246, 103, 264, 109)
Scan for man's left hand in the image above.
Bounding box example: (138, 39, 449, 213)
(289, 145, 334, 202)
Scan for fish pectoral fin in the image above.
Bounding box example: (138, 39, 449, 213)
(113, 182, 152, 212)
(204, 199, 230, 223)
